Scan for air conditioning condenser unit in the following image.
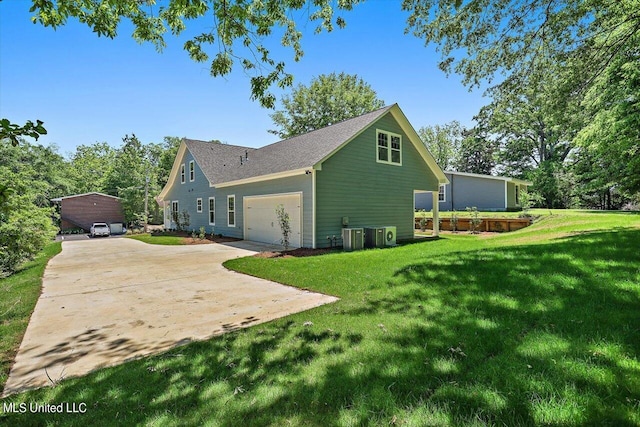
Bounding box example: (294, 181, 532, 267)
(383, 226, 397, 246)
(342, 228, 364, 251)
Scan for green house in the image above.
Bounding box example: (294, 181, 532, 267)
(157, 104, 448, 248)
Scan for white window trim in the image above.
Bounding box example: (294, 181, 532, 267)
(227, 195, 236, 227)
(180, 164, 185, 184)
(438, 184, 446, 202)
(515, 185, 520, 206)
(196, 197, 202, 213)
(375, 129, 402, 166)
(171, 201, 179, 225)
(208, 197, 215, 226)
(189, 160, 195, 182)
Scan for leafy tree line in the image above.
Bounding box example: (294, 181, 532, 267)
(0, 135, 181, 276)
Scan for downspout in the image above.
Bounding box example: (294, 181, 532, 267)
(312, 168, 317, 249)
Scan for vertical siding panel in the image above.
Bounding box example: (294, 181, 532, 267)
(215, 175, 313, 246)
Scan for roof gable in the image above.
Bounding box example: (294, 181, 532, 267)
(157, 104, 448, 200)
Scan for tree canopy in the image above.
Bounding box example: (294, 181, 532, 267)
(269, 72, 384, 139)
(29, 0, 362, 109)
(418, 121, 463, 171)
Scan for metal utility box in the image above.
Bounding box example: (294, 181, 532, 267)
(109, 222, 124, 234)
(342, 228, 364, 251)
(383, 226, 397, 246)
(364, 227, 385, 248)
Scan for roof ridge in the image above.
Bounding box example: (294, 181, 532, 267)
(184, 138, 256, 151)
(256, 104, 395, 151)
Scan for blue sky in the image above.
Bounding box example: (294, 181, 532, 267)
(0, 1, 488, 156)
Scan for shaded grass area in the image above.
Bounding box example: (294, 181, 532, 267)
(2, 213, 639, 425)
(0, 243, 61, 390)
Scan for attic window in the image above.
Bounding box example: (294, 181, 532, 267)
(180, 164, 185, 184)
(376, 130, 402, 166)
(189, 161, 195, 182)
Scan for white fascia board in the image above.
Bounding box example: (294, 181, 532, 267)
(157, 140, 188, 202)
(213, 168, 309, 188)
(390, 106, 449, 185)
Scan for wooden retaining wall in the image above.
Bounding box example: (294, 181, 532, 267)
(415, 217, 532, 232)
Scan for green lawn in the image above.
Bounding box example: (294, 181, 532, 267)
(2, 212, 639, 426)
(0, 242, 61, 390)
(126, 234, 186, 245)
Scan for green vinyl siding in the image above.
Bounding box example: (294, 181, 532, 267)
(214, 174, 313, 246)
(315, 112, 440, 248)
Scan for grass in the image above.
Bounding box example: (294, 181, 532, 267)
(2, 212, 640, 425)
(0, 242, 61, 390)
(126, 234, 187, 245)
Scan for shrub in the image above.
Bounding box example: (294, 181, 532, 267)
(275, 204, 291, 251)
(451, 210, 459, 232)
(0, 194, 57, 277)
(466, 207, 482, 234)
(417, 209, 428, 231)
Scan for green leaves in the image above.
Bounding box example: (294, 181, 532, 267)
(0, 119, 47, 146)
(268, 72, 385, 138)
(29, 0, 362, 109)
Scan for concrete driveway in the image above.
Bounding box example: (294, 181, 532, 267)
(3, 238, 337, 396)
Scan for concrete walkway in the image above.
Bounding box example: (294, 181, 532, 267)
(3, 238, 337, 397)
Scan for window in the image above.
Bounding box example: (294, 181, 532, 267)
(189, 160, 195, 182)
(180, 164, 185, 184)
(438, 185, 446, 202)
(171, 201, 179, 223)
(376, 130, 402, 165)
(208, 197, 215, 225)
(196, 198, 202, 213)
(515, 185, 520, 205)
(227, 195, 236, 227)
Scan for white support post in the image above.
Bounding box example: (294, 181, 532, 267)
(432, 191, 440, 237)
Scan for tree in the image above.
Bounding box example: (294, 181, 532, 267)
(30, 0, 362, 108)
(454, 128, 497, 175)
(417, 121, 463, 171)
(574, 20, 640, 196)
(403, 0, 640, 99)
(0, 140, 59, 276)
(103, 134, 153, 225)
(155, 136, 182, 189)
(67, 142, 116, 194)
(269, 72, 385, 138)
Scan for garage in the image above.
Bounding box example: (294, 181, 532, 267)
(244, 193, 302, 248)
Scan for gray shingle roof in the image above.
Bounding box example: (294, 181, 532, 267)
(186, 105, 395, 185)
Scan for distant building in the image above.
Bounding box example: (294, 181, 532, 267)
(415, 171, 532, 212)
(51, 192, 125, 232)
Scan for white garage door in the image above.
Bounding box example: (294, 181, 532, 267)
(244, 193, 302, 248)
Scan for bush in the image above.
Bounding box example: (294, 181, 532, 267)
(0, 194, 57, 277)
(275, 204, 291, 250)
